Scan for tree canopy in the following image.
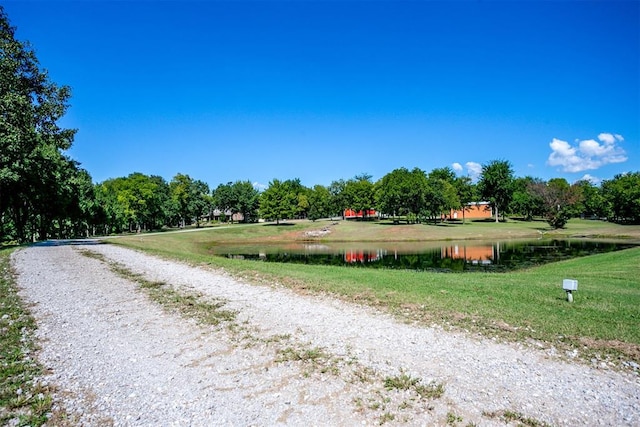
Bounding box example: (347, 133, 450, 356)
(601, 172, 640, 223)
(307, 184, 332, 222)
(477, 160, 515, 223)
(170, 173, 210, 228)
(1, 7, 81, 241)
(212, 180, 260, 223)
(376, 167, 429, 223)
(259, 179, 298, 225)
(343, 175, 376, 219)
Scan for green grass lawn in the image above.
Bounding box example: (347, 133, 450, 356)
(135, 216, 640, 244)
(115, 218, 640, 367)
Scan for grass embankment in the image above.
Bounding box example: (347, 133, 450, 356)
(115, 218, 640, 367)
(0, 248, 53, 426)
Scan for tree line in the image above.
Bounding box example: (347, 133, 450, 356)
(255, 166, 640, 229)
(1, 7, 639, 243)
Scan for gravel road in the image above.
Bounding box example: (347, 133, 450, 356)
(12, 242, 640, 426)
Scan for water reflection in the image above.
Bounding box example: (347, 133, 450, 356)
(210, 239, 636, 272)
(441, 244, 495, 265)
(345, 249, 385, 263)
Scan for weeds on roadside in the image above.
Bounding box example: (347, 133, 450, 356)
(384, 370, 445, 399)
(276, 346, 329, 363)
(446, 411, 463, 425)
(0, 249, 55, 426)
(275, 345, 341, 376)
(379, 412, 395, 424)
(351, 365, 377, 383)
(483, 409, 551, 427)
(79, 249, 237, 326)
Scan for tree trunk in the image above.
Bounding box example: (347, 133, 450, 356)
(12, 199, 29, 243)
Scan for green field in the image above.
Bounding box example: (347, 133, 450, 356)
(115, 218, 640, 368)
(120, 216, 640, 244)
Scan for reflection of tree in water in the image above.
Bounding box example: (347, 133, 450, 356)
(222, 240, 637, 273)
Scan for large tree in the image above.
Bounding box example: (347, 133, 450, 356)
(95, 179, 126, 235)
(477, 160, 515, 223)
(452, 175, 476, 224)
(1, 7, 79, 241)
(170, 173, 209, 228)
(510, 176, 545, 221)
(259, 179, 298, 225)
(343, 174, 376, 219)
(328, 179, 347, 219)
(422, 170, 459, 224)
(428, 166, 457, 183)
(69, 168, 101, 237)
(601, 172, 640, 224)
(428, 167, 460, 223)
(96, 173, 170, 233)
(212, 182, 234, 221)
(574, 179, 609, 220)
(307, 184, 331, 222)
(279, 178, 308, 219)
(212, 180, 259, 223)
(528, 178, 582, 229)
(232, 180, 260, 223)
(32, 154, 90, 239)
(376, 167, 428, 223)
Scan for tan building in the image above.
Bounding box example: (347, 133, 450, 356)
(444, 202, 493, 220)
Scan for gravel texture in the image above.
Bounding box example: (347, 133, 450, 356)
(12, 242, 640, 426)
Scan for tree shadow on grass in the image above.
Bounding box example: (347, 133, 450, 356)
(31, 239, 106, 246)
(375, 221, 461, 227)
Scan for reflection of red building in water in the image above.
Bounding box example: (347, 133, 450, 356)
(441, 245, 494, 264)
(344, 209, 378, 219)
(344, 249, 384, 263)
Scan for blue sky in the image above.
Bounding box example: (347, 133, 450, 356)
(3, 0, 639, 189)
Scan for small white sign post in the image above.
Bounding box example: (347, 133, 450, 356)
(562, 279, 578, 302)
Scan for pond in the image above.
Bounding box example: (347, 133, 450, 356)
(208, 239, 638, 272)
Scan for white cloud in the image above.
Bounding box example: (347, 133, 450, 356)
(597, 132, 624, 145)
(252, 181, 267, 191)
(547, 133, 627, 173)
(580, 139, 615, 157)
(550, 138, 576, 157)
(580, 174, 601, 185)
(465, 162, 482, 181)
(452, 161, 482, 181)
(598, 133, 615, 144)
